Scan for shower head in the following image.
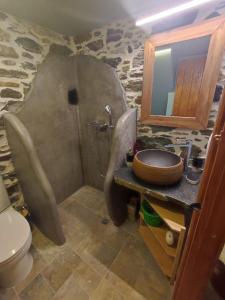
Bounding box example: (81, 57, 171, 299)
(104, 105, 112, 115)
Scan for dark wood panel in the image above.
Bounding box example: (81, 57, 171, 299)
(172, 89, 225, 300)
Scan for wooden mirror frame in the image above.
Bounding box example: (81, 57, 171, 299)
(141, 16, 225, 129)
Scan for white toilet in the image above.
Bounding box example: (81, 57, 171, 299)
(0, 176, 33, 288)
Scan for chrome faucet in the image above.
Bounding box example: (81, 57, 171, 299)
(165, 139, 192, 173)
(88, 105, 114, 132)
(87, 121, 108, 131)
(104, 105, 113, 128)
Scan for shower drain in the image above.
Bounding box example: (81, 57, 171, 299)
(101, 218, 110, 225)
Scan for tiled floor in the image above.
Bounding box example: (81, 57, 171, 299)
(0, 186, 172, 300)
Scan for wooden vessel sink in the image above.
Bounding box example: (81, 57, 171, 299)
(133, 149, 184, 185)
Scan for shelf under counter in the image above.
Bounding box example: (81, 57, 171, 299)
(113, 166, 197, 281)
(139, 202, 186, 281)
(140, 212, 177, 258)
(139, 219, 174, 278)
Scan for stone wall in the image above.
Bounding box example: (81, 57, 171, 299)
(0, 11, 75, 208)
(0, 7, 225, 209)
(0, 11, 76, 112)
(71, 8, 225, 158)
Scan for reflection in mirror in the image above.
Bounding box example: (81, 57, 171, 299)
(151, 36, 210, 117)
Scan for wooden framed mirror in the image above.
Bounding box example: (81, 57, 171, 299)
(141, 16, 225, 129)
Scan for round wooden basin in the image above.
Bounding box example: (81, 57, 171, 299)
(133, 149, 184, 185)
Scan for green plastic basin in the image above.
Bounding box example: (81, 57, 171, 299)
(141, 200, 162, 227)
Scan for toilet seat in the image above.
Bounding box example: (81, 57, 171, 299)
(0, 207, 31, 265)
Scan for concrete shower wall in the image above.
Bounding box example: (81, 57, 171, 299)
(0, 10, 76, 210)
(76, 56, 127, 189)
(5, 54, 127, 207)
(6, 54, 84, 204)
(5, 112, 65, 244)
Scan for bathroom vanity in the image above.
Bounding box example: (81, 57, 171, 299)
(114, 167, 199, 282)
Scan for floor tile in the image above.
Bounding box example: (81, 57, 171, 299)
(53, 274, 88, 300)
(32, 226, 66, 265)
(70, 185, 109, 218)
(90, 278, 125, 300)
(64, 198, 129, 262)
(59, 206, 97, 252)
(0, 288, 18, 300)
(64, 199, 103, 231)
(82, 237, 121, 268)
(15, 245, 46, 293)
(110, 237, 147, 286)
(120, 218, 141, 240)
(59, 193, 77, 209)
(42, 246, 80, 291)
(73, 259, 102, 295)
(110, 236, 170, 298)
(105, 271, 146, 300)
(16, 186, 171, 300)
(64, 199, 125, 254)
(19, 274, 54, 300)
(77, 246, 110, 277)
(134, 265, 170, 299)
(58, 206, 84, 241)
(75, 223, 129, 273)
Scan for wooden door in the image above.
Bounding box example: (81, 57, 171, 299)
(172, 88, 225, 300)
(172, 56, 206, 117)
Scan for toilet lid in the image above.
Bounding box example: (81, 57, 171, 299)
(0, 207, 31, 263)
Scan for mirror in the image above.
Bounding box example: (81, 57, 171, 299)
(141, 16, 225, 129)
(151, 36, 210, 116)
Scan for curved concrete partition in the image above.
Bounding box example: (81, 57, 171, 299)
(76, 56, 127, 189)
(12, 55, 83, 204)
(104, 108, 137, 226)
(4, 113, 65, 245)
(4, 54, 128, 243)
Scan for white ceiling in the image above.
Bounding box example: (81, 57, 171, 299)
(0, 0, 222, 36)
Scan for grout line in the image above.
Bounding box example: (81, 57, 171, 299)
(40, 274, 56, 298)
(33, 188, 138, 298)
(64, 187, 140, 241)
(12, 287, 21, 300)
(89, 270, 111, 299)
(107, 234, 131, 271)
(15, 272, 40, 296)
(72, 247, 109, 278)
(64, 195, 110, 223)
(71, 268, 97, 297)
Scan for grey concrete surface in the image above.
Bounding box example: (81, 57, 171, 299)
(4, 112, 65, 245)
(76, 56, 127, 190)
(16, 55, 84, 204)
(4, 54, 130, 241)
(104, 108, 137, 226)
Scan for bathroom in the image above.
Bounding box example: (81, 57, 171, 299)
(0, 0, 225, 299)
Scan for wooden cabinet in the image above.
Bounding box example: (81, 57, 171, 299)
(139, 194, 186, 283)
(113, 167, 198, 284)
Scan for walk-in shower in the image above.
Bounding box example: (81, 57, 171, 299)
(88, 104, 115, 178)
(4, 54, 132, 243)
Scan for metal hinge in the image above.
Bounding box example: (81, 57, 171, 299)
(214, 134, 221, 141)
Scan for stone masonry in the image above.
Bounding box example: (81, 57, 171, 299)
(0, 6, 225, 209)
(71, 6, 225, 158)
(0, 11, 76, 208)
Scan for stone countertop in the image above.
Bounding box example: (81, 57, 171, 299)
(114, 167, 200, 208)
